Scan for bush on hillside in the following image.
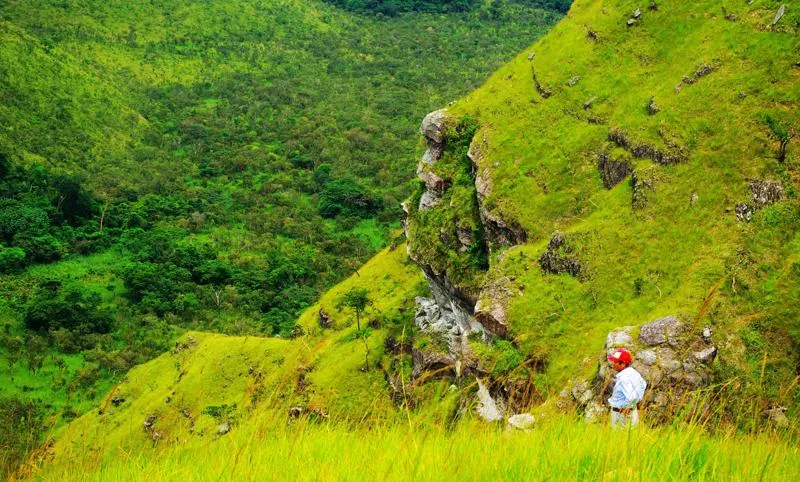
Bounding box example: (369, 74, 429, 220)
(13, 234, 65, 263)
(0, 199, 49, 243)
(24, 283, 112, 336)
(319, 178, 381, 218)
(0, 246, 26, 273)
(120, 262, 194, 315)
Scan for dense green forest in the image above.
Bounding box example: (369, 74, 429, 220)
(0, 0, 563, 472)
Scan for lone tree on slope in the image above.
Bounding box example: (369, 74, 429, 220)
(337, 287, 373, 370)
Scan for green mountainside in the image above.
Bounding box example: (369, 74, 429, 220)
(6, 0, 800, 479)
(0, 0, 562, 472)
(407, 0, 799, 401)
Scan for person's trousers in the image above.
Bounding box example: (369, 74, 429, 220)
(610, 409, 639, 428)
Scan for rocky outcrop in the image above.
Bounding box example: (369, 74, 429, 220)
(530, 63, 552, 99)
(318, 309, 331, 329)
(609, 128, 687, 165)
(597, 153, 632, 189)
(564, 315, 718, 423)
(736, 179, 784, 222)
(470, 136, 527, 248)
(638, 315, 685, 346)
(750, 180, 784, 207)
(476, 378, 505, 421)
(411, 348, 456, 380)
(473, 276, 514, 337)
(675, 64, 717, 93)
(631, 168, 658, 210)
(506, 413, 535, 431)
(417, 110, 450, 211)
(538, 232, 582, 277)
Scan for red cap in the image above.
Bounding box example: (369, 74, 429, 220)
(607, 348, 632, 365)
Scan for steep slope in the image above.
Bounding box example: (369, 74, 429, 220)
(31, 244, 423, 475)
(406, 0, 799, 412)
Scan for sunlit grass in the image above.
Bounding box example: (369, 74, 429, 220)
(31, 413, 800, 481)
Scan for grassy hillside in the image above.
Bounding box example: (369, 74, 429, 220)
(407, 0, 799, 403)
(0, 0, 563, 472)
(34, 415, 800, 481)
(11, 0, 800, 479)
(17, 243, 425, 477)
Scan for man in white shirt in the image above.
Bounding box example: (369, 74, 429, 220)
(607, 348, 647, 428)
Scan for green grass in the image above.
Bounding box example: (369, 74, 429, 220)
(405, 0, 800, 395)
(30, 413, 800, 481)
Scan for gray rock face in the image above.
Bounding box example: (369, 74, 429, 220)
(218, 422, 231, 435)
(420, 110, 448, 145)
(702, 325, 712, 342)
(412, 271, 484, 380)
(143, 414, 157, 432)
(735, 180, 784, 222)
(647, 97, 660, 115)
(318, 309, 331, 329)
(416, 110, 451, 212)
(419, 191, 441, 211)
(474, 276, 516, 337)
(571, 380, 594, 406)
(750, 180, 784, 207)
(605, 327, 634, 349)
(584, 401, 606, 423)
(476, 378, 505, 422)
(456, 228, 474, 253)
(637, 349, 657, 366)
(567, 75, 581, 87)
(507, 413, 535, 431)
(639, 316, 685, 346)
(736, 203, 754, 222)
(532, 66, 552, 99)
(693, 346, 717, 364)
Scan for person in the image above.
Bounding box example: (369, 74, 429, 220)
(607, 348, 647, 428)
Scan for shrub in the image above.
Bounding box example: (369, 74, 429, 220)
(319, 178, 381, 218)
(0, 246, 26, 273)
(24, 284, 112, 334)
(0, 199, 49, 243)
(14, 235, 65, 263)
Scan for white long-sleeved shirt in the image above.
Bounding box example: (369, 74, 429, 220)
(608, 366, 647, 409)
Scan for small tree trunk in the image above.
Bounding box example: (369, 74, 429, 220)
(99, 196, 110, 232)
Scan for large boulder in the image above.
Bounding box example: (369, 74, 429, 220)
(639, 315, 685, 346)
(420, 109, 448, 146)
